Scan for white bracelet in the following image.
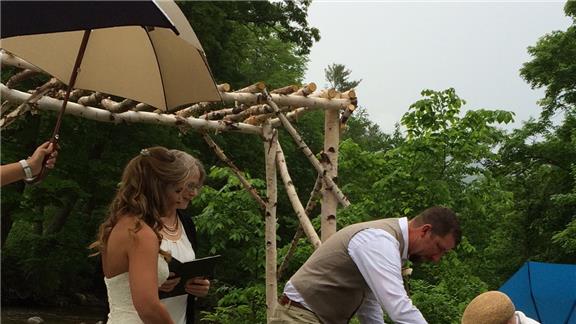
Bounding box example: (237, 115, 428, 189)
(18, 159, 36, 181)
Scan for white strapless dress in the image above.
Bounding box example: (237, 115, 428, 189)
(104, 255, 169, 323)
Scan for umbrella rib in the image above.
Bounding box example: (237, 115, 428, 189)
(144, 29, 168, 112)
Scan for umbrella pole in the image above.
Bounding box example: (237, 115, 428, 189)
(30, 30, 92, 184)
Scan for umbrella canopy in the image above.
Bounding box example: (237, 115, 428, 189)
(0, 0, 221, 111)
(499, 261, 576, 324)
(0, 1, 178, 38)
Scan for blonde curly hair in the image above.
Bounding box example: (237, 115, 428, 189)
(89, 146, 204, 255)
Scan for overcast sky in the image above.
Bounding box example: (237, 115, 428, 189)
(303, 1, 572, 133)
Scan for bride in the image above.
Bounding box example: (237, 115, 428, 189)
(90, 147, 202, 323)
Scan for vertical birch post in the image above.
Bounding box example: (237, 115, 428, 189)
(262, 121, 278, 322)
(321, 108, 340, 241)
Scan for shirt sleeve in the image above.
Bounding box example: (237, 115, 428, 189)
(348, 228, 427, 324)
(356, 288, 385, 324)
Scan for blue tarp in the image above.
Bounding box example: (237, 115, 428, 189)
(499, 261, 576, 324)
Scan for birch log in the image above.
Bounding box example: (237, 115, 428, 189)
(271, 85, 299, 95)
(276, 142, 322, 249)
(321, 107, 340, 241)
(340, 104, 357, 130)
(217, 83, 231, 92)
(199, 108, 234, 120)
(277, 175, 323, 279)
(202, 132, 267, 210)
(264, 91, 351, 208)
(220, 92, 350, 111)
(1, 51, 41, 72)
(0, 84, 262, 135)
(262, 122, 278, 322)
(294, 83, 317, 96)
(6, 69, 38, 88)
(237, 81, 266, 93)
(77, 92, 104, 107)
(101, 98, 136, 113)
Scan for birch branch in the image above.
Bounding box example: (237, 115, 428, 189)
(202, 132, 267, 210)
(276, 141, 322, 249)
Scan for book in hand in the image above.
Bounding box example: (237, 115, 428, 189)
(159, 255, 221, 299)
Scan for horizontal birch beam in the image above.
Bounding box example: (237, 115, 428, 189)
(0, 84, 262, 135)
(220, 92, 351, 111)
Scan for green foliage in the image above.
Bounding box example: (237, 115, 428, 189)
(178, 1, 318, 87)
(192, 167, 266, 283)
(342, 107, 400, 152)
(520, 2, 576, 121)
(200, 284, 266, 324)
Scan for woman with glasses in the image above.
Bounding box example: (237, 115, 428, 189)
(158, 149, 210, 324)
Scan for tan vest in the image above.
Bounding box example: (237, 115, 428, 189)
(291, 218, 404, 324)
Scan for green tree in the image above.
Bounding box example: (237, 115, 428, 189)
(177, 1, 319, 87)
(520, 1, 576, 122)
(324, 63, 362, 91)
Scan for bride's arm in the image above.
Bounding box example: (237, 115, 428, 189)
(128, 225, 174, 324)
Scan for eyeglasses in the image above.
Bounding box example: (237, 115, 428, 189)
(175, 182, 202, 194)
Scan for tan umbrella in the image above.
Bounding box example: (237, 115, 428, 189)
(0, 0, 220, 181)
(1, 1, 220, 112)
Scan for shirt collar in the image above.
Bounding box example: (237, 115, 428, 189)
(399, 217, 409, 260)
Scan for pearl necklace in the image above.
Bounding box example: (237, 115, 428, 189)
(162, 217, 180, 236)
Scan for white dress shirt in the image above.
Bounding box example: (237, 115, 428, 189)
(284, 217, 426, 324)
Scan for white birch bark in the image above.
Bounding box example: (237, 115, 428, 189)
(263, 91, 351, 208)
(262, 122, 278, 323)
(321, 108, 340, 241)
(275, 141, 322, 249)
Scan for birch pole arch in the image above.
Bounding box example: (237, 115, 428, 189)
(0, 50, 357, 322)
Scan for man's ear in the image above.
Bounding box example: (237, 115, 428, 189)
(421, 224, 432, 237)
